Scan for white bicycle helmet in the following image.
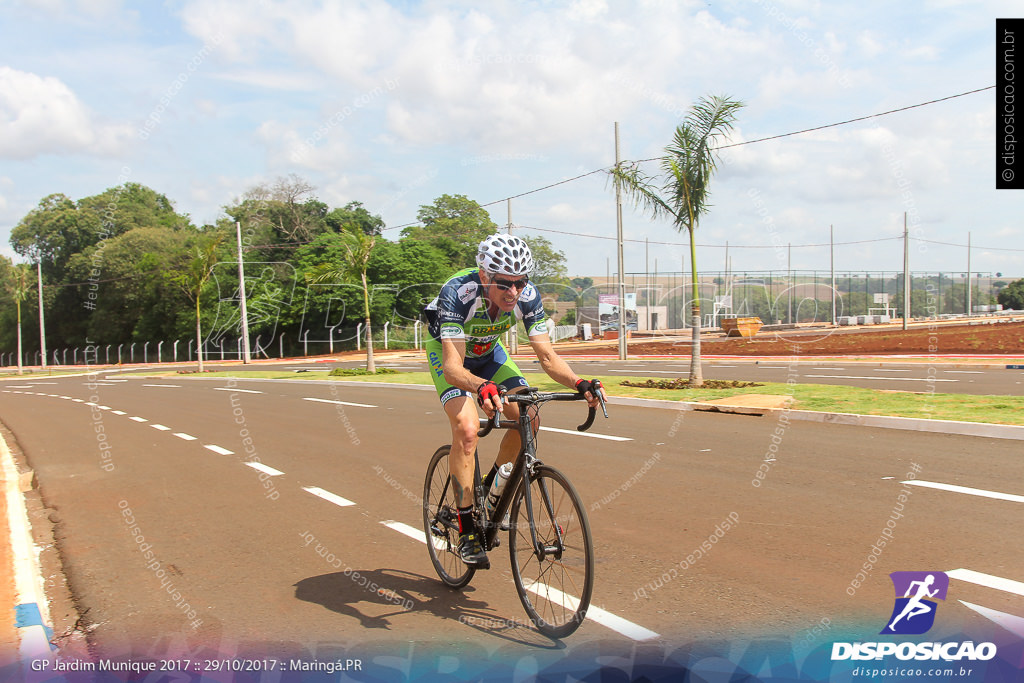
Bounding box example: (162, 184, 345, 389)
(476, 233, 534, 276)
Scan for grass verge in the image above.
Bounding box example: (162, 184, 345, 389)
(156, 369, 1024, 426)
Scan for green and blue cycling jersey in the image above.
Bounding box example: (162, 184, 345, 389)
(423, 267, 550, 404)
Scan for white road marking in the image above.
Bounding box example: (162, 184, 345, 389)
(947, 569, 1024, 597)
(245, 462, 284, 477)
(150, 424, 171, 431)
(958, 601, 1024, 638)
(129, 416, 147, 422)
(142, 384, 181, 388)
(173, 433, 197, 441)
(806, 374, 957, 382)
(303, 397, 377, 408)
(539, 427, 632, 442)
(901, 480, 1024, 504)
(303, 486, 355, 507)
(605, 370, 685, 375)
(204, 444, 234, 456)
(214, 387, 263, 394)
(7, 386, 34, 389)
(111, 410, 126, 415)
(873, 368, 911, 372)
(757, 366, 789, 369)
(942, 370, 984, 374)
(523, 581, 660, 641)
(381, 520, 444, 550)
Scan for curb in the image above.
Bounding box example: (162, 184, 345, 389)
(1, 431, 56, 668)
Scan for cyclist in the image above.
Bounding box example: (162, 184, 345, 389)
(424, 233, 604, 569)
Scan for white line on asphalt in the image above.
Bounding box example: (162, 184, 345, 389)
(605, 370, 686, 375)
(958, 601, 1024, 638)
(942, 370, 984, 374)
(111, 410, 126, 415)
(204, 444, 234, 456)
(173, 433, 197, 441)
(813, 368, 845, 371)
(245, 462, 284, 477)
(142, 384, 181, 388)
(947, 569, 1024, 597)
(807, 374, 957, 382)
(873, 369, 911, 372)
(129, 416, 147, 422)
(71, 399, 84, 402)
(901, 480, 1024, 504)
(150, 424, 171, 431)
(381, 520, 444, 550)
(7, 386, 34, 389)
(757, 366, 789, 369)
(303, 397, 377, 408)
(97, 405, 110, 410)
(214, 387, 263, 394)
(539, 427, 632, 442)
(303, 486, 355, 507)
(522, 581, 660, 641)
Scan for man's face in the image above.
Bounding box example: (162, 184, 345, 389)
(481, 270, 529, 312)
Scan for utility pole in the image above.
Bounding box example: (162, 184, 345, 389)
(614, 122, 627, 360)
(37, 260, 47, 369)
(830, 225, 836, 326)
(903, 213, 910, 330)
(966, 231, 972, 315)
(236, 222, 251, 363)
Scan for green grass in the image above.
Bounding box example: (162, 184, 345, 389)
(158, 369, 1024, 426)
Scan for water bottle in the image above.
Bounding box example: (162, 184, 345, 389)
(485, 462, 513, 519)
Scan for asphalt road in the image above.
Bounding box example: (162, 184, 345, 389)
(1, 374, 1022, 675)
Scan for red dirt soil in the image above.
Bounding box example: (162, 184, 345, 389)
(556, 321, 1024, 357)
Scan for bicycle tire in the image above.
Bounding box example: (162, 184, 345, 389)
(422, 445, 475, 588)
(508, 464, 594, 638)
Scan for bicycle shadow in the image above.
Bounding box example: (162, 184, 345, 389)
(294, 568, 564, 649)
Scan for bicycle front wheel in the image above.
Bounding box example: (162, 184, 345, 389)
(422, 445, 474, 588)
(509, 464, 594, 638)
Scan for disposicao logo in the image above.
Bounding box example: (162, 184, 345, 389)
(831, 570, 997, 663)
(881, 571, 948, 635)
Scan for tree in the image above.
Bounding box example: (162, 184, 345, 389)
(402, 194, 498, 268)
(326, 201, 384, 236)
(307, 225, 378, 372)
(522, 235, 567, 282)
(6, 263, 34, 375)
(997, 278, 1024, 310)
(611, 94, 744, 385)
(169, 234, 226, 372)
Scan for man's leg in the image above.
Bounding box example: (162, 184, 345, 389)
(443, 394, 489, 568)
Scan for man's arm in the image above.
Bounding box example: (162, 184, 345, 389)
(529, 333, 604, 407)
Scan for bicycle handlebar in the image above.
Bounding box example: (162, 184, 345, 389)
(476, 387, 608, 438)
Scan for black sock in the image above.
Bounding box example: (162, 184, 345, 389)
(458, 506, 475, 534)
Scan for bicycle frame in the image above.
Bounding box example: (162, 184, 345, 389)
(474, 388, 603, 553)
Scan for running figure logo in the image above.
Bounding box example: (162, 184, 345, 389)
(881, 571, 949, 635)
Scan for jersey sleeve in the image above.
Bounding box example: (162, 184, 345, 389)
(517, 284, 550, 337)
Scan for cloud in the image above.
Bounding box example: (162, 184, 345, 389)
(0, 67, 133, 159)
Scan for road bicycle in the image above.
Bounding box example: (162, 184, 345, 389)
(422, 387, 608, 638)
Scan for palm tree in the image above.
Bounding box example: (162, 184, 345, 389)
(307, 225, 377, 372)
(612, 94, 743, 385)
(170, 235, 225, 372)
(9, 263, 33, 375)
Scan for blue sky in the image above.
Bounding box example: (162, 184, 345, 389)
(0, 0, 1019, 279)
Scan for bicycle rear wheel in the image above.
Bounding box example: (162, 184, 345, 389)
(423, 445, 474, 588)
(509, 464, 594, 638)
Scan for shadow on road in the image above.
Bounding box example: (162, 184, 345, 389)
(294, 568, 564, 648)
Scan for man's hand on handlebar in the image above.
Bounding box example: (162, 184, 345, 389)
(574, 378, 606, 409)
(476, 380, 504, 416)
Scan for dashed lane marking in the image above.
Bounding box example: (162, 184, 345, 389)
(142, 384, 182, 388)
(245, 462, 284, 477)
(303, 486, 355, 507)
(214, 387, 263, 394)
(522, 581, 661, 641)
(111, 410, 126, 415)
(303, 397, 377, 408)
(539, 427, 632, 442)
(901, 480, 1024, 504)
(150, 424, 171, 431)
(958, 601, 1024, 638)
(173, 433, 197, 441)
(381, 520, 443, 550)
(204, 444, 234, 456)
(129, 416, 147, 422)
(947, 569, 1024, 597)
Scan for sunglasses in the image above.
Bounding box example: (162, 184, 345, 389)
(491, 276, 529, 291)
